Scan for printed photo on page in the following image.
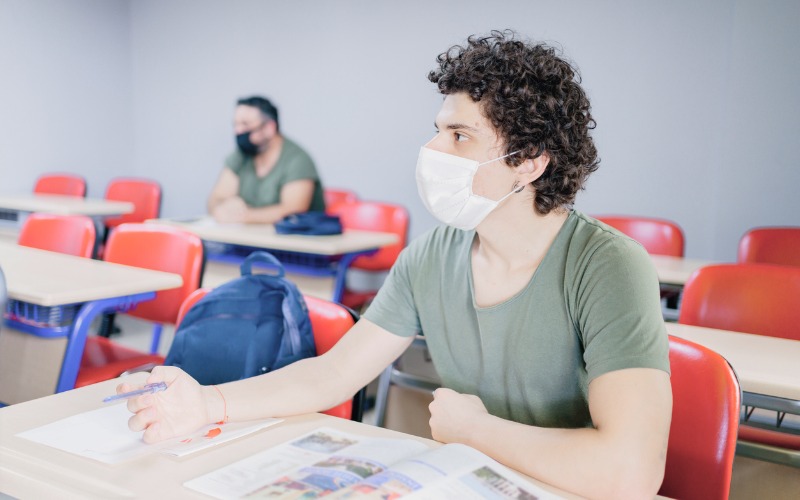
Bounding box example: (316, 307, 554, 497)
(185, 427, 561, 499)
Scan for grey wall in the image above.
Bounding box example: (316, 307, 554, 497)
(2, 0, 798, 261)
(0, 0, 133, 195)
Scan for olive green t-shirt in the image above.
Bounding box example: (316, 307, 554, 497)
(364, 210, 670, 429)
(225, 137, 325, 212)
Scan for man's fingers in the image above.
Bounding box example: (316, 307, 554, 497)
(127, 405, 157, 432)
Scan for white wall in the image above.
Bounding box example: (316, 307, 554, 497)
(0, 0, 133, 197)
(2, 0, 798, 261)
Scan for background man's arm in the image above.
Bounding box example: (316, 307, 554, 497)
(240, 178, 315, 224)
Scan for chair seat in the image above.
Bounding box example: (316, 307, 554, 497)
(340, 290, 377, 311)
(322, 401, 353, 419)
(77, 337, 164, 388)
(739, 424, 800, 450)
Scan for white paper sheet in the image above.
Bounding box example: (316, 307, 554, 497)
(17, 402, 281, 464)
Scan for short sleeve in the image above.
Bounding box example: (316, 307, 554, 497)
(572, 238, 670, 382)
(224, 150, 246, 175)
(363, 245, 423, 338)
(282, 146, 318, 184)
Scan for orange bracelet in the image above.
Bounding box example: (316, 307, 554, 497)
(212, 385, 228, 424)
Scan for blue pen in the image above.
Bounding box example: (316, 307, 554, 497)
(102, 382, 168, 403)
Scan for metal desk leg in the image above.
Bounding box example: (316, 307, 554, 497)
(56, 292, 155, 393)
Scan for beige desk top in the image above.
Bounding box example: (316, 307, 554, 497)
(0, 373, 576, 500)
(149, 216, 399, 255)
(0, 242, 183, 306)
(651, 255, 719, 286)
(0, 194, 133, 217)
(666, 322, 800, 401)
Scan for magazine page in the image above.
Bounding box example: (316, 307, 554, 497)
(184, 427, 430, 499)
(328, 443, 561, 500)
(16, 402, 281, 464)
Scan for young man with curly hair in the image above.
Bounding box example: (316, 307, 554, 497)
(123, 31, 671, 499)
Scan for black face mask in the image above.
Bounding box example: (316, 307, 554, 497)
(236, 131, 259, 156)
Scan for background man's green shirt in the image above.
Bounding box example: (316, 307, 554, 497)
(364, 210, 670, 429)
(225, 137, 325, 212)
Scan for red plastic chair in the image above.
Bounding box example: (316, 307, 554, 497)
(328, 201, 409, 310)
(679, 264, 800, 342)
(175, 288, 363, 421)
(33, 173, 86, 197)
(660, 336, 741, 500)
(738, 226, 800, 267)
(103, 178, 162, 228)
(323, 188, 358, 211)
(75, 224, 205, 387)
(679, 263, 800, 464)
(595, 215, 685, 257)
(18, 213, 96, 258)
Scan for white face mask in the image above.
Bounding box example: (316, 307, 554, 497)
(416, 146, 520, 230)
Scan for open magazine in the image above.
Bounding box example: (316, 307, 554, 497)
(185, 427, 562, 499)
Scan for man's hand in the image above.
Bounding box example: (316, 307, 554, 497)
(122, 366, 221, 444)
(428, 387, 490, 444)
(211, 196, 248, 223)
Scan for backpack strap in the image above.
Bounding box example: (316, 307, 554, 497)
(241, 251, 305, 355)
(279, 282, 304, 354)
(240, 251, 285, 278)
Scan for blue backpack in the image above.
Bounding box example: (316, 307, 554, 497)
(164, 251, 316, 385)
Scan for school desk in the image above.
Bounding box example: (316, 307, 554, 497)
(148, 217, 399, 302)
(666, 322, 800, 466)
(651, 254, 719, 286)
(0, 194, 133, 220)
(0, 242, 182, 404)
(0, 373, 613, 499)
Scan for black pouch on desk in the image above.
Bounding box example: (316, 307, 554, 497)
(274, 212, 343, 236)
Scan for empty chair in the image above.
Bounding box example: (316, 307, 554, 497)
(738, 226, 800, 267)
(75, 224, 204, 387)
(103, 178, 162, 229)
(323, 188, 358, 211)
(595, 215, 685, 257)
(679, 264, 800, 342)
(327, 201, 409, 310)
(679, 263, 800, 465)
(18, 213, 96, 258)
(97, 178, 162, 259)
(33, 173, 86, 197)
(175, 288, 363, 420)
(659, 336, 741, 500)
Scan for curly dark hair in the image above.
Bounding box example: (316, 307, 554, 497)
(428, 30, 599, 215)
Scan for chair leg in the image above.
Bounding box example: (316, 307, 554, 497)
(98, 312, 119, 337)
(350, 386, 367, 423)
(149, 323, 163, 355)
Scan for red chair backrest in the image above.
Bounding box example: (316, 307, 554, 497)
(33, 173, 86, 197)
(328, 201, 409, 271)
(18, 213, 96, 258)
(324, 188, 358, 210)
(660, 336, 740, 500)
(595, 215, 685, 257)
(104, 223, 204, 325)
(679, 263, 800, 341)
(738, 226, 800, 267)
(175, 289, 358, 419)
(104, 178, 162, 228)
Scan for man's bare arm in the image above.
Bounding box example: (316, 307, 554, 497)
(207, 167, 240, 213)
(240, 178, 315, 224)
(430, 368, 672, 499)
